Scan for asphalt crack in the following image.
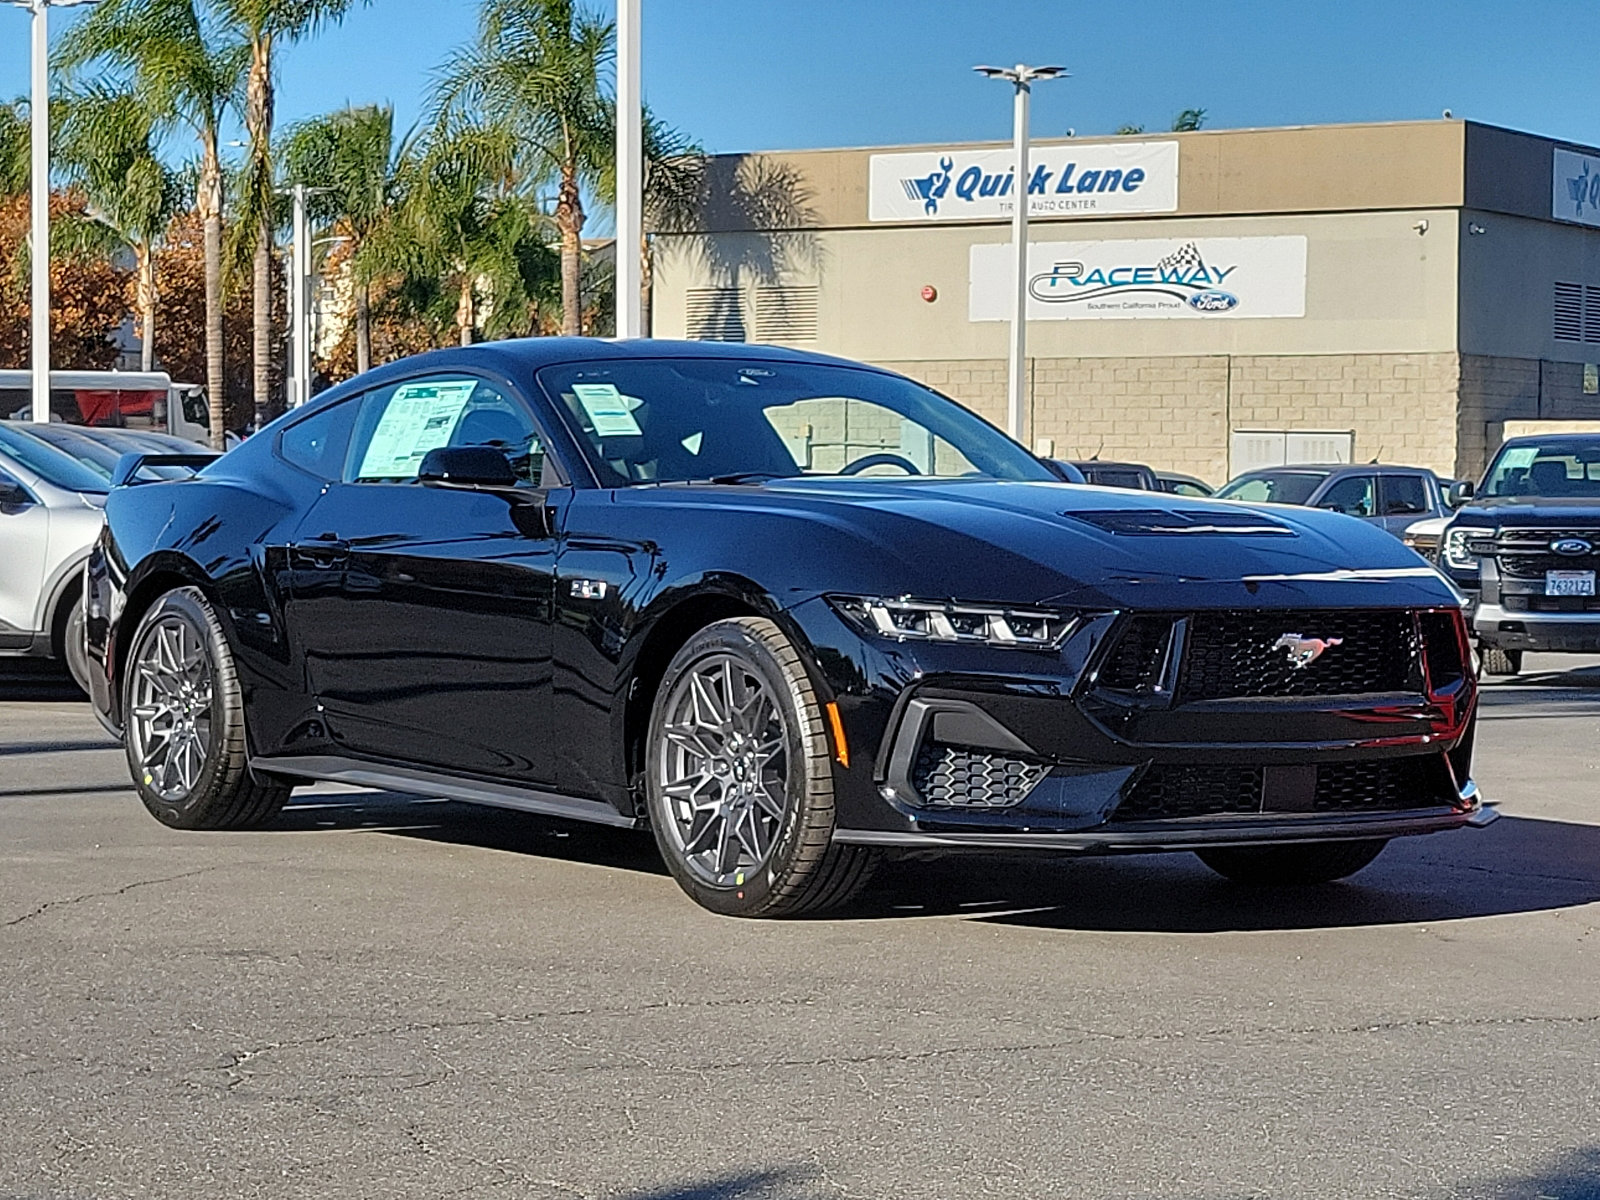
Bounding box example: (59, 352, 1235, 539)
(3, 867, 220, 930)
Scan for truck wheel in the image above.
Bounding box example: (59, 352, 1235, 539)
(124, 586, 290, 830)
(1196, 839, 1388, 886)
(645, 616, 877, 917)
(1478, 645, 1522, 677)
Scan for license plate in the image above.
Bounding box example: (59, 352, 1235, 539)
(1545, 570, 1596, 596)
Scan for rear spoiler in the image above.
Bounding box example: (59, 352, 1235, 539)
(109, 452, 219, 488)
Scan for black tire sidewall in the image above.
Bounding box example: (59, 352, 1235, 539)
(645, 620, 825, 916)
(124, 587, 240, 829)
(62, 596, 91, 695)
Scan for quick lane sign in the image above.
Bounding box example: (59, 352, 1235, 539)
(869, 141, 1178, 222)
(969, 236, 1308, 321)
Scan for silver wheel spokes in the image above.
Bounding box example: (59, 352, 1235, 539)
(130, 617, 214, 802)
(659, 654, 789, 887)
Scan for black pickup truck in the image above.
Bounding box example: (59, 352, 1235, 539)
(1438, 433, 1600, 675)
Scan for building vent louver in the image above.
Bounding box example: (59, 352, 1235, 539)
(1585, 287, 1600, 344)
(753, 285, 819, 343)
(1555, 282, 1584, 342)
(685, 288, 746, 342)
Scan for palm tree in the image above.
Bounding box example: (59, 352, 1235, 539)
(211, 0, 368, 427)
(60, 0, 244, 449)
(55, 86, 187, 372)
(0, 99, 27, 201)
(280, 104, 399, 374)
(367, 125, 556, 348)
(432, 0, 611, 337)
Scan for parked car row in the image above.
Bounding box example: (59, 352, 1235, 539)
(0, 420, 212, 692)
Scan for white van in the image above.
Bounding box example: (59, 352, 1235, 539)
(0, 370, 215, 445)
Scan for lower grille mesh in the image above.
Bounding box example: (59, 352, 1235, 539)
(1314, 758, 1450, 812)
(1114, 764, 1264, 821)
(911, 743, 1049, 809)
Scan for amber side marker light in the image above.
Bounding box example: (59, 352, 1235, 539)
(824, 701, 850, 768)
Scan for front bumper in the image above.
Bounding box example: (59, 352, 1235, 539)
(1473, 601, 1600, 653)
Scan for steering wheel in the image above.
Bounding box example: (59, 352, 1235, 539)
(839, 452, 922, 476)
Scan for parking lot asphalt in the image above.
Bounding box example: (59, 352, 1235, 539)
(2, 660, 1598, 1200)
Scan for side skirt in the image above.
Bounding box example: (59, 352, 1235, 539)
(252, 754, 645, 830)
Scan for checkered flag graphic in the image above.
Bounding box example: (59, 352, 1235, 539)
(1156, 242, 1206, 274)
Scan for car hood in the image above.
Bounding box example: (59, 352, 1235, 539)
(1451, 497, 1600, 524)
(632, 478, 1453, 610)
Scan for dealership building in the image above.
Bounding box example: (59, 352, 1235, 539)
(649, 119, 1600, 485)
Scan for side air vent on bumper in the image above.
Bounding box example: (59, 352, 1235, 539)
(911, 743, 1050, 810)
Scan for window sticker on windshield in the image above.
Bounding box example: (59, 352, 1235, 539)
(357, 379, 477, 479)
(1498, 447, 1538, 471)
(571, 382, 643, 437)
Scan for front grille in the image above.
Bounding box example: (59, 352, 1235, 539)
(1314, 757, 1452, 812)
(1499, 552, 1600, 579)
(1493, 528, 1600, 579)
(1113, 764, 1264, 821)
(1179, 610, 1418, 700)
(911, 743, 1049, 809)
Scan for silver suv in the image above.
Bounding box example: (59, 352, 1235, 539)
(0, 425, 111, 691)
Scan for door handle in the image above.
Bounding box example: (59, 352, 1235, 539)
(292, 533, 350, 569)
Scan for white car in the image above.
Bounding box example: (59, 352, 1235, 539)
(0, 424, 111, 691)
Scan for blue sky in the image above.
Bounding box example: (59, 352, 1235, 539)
(4, 1, 1600, 159)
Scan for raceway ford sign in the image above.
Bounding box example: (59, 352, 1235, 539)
(868, 141, 1178, 222)
(969, 235, 1308, 321)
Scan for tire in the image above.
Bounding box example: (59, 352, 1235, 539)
(1195, 839, 1389, 886)
(1478, 645, 1522, 677)
(645, 616, 877, 917)
(58, 592, 91, 696)
(123, 586, 290, 830)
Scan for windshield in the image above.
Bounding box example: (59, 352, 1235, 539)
(536, 359, 1055, 487)
(1216, 470, 1328, 505)
(0, 424, 112, 493)
(1482, 440, 1600, 498)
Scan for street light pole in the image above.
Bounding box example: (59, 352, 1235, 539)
(290, 183, 310, 407)
(975, 63, 1066, 444)
(4, 0, 99, 425)
(615, 0, 643, 338)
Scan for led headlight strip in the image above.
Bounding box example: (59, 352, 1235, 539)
(1443, 527, 1492, 572)
(827, 595, 1075, 650)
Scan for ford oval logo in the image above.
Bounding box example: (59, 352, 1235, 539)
(1551, 538, 1593, 556)
(1188, 290, 1238, 312)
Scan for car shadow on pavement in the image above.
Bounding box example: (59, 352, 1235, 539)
(278, 789, 669, 876)
(0, 662, 86, 703)
(838, 813, 1600, 932)
(276, 789, 1600, 932)
(1447, 1145, 1600, 1200)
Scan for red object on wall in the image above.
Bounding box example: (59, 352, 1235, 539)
(920, 285, 938, 303)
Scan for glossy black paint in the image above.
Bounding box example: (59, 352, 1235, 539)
(88, 338, 1483, 848)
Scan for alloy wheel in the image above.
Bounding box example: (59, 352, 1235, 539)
(128, 616, 215, 802)
(657, 652, 791, 887)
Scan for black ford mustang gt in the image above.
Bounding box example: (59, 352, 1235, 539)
(87, 339, 1491, 916)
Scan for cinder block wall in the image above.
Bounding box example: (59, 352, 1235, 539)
(881, 352, 1465, 485)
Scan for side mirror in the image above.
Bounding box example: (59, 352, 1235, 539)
(1446, 480, 1474, 507)
(418, 446, 518, 489)
(0, 479, 31, 507)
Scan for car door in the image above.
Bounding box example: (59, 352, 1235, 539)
(1377, 472, 1432, 535)
(0, 462, 48, 644)
(1314, 474, 1379, 525)
(287, 372, 564, 784)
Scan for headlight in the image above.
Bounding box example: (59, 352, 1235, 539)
(828, 595, 1076, 650)
(1443, 527, 1491, 572)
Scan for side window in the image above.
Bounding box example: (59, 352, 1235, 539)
(277, 398, 359, 481)
(346, 375, 549, 486)
(1382, 474, 1429, 516)
(0, 465, 37, 506)
(1319, 475, 1377, 517)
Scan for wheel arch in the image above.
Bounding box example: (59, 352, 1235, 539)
(43, 553, 89, 658)
(620, 582, 832, 813)
(108, 554, 218, 723)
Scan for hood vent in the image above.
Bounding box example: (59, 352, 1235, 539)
(1062, 508, 1297, 537)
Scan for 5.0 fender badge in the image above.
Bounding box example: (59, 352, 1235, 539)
(1273, 633, 1343, 670)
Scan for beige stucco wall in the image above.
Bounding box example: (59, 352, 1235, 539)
(651, 208, 1460, 362)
